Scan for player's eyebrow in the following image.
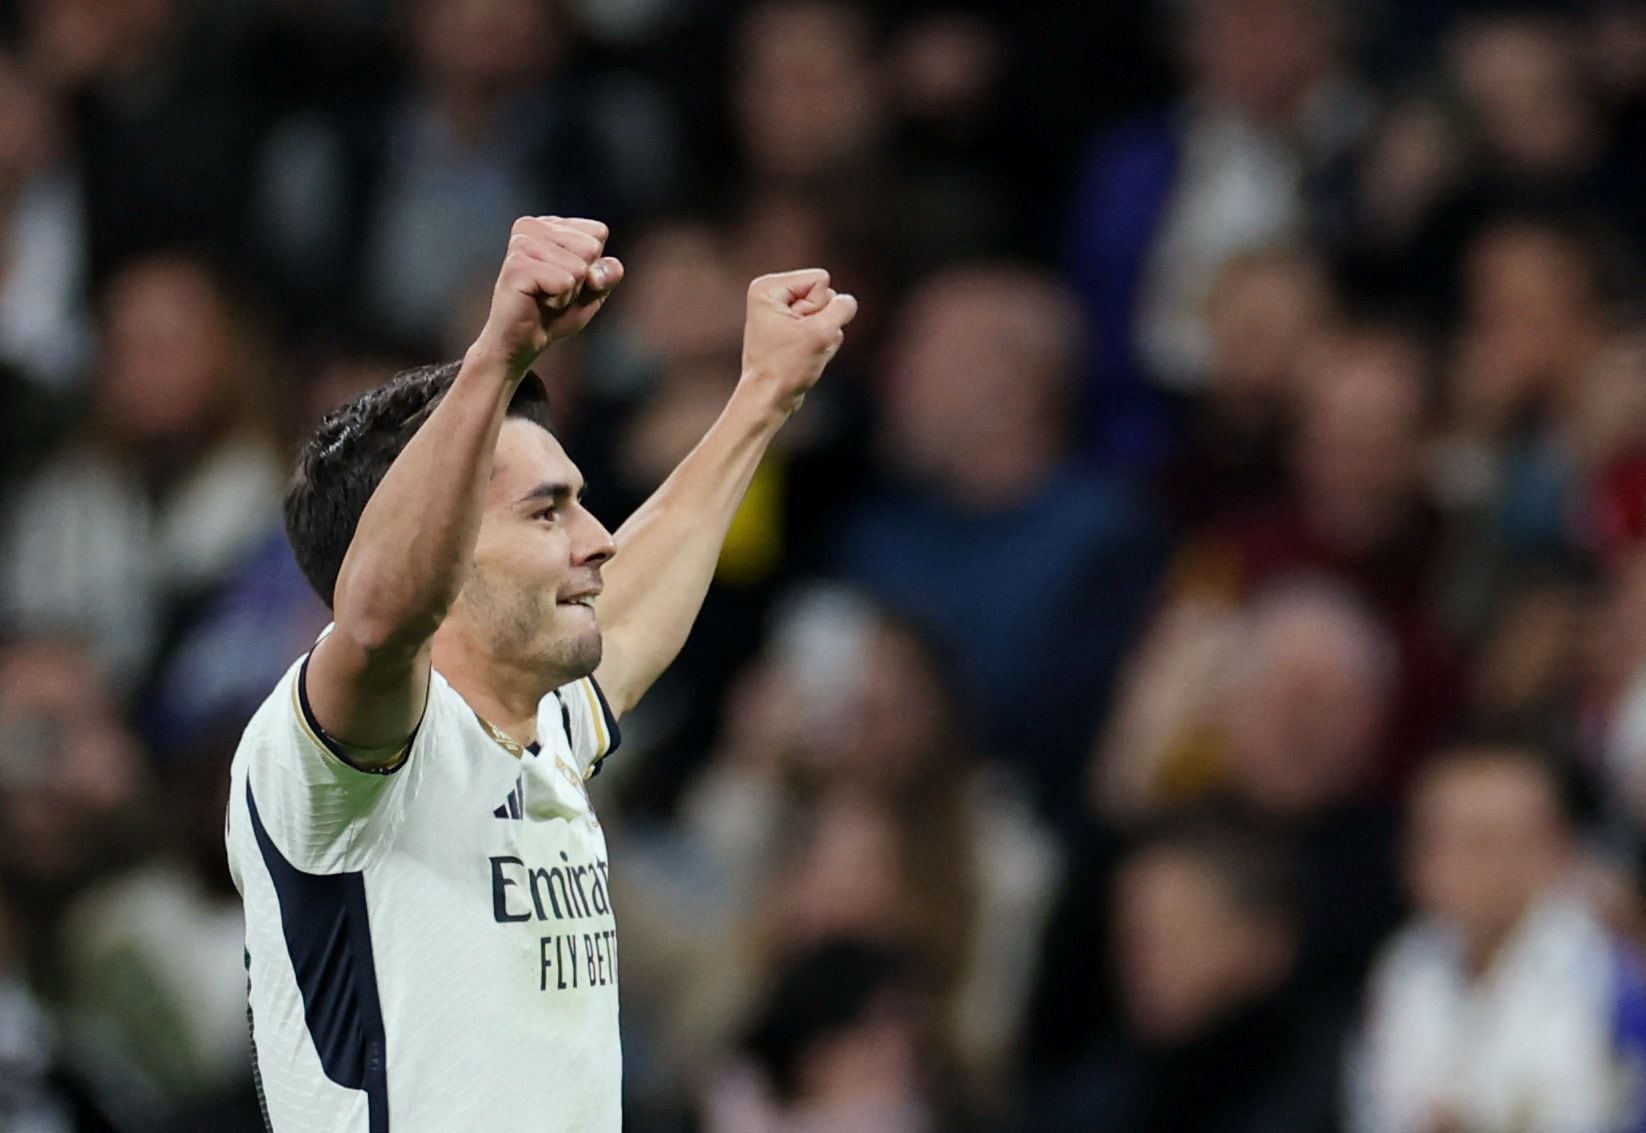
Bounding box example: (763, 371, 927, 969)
(517, 480, 586, 508)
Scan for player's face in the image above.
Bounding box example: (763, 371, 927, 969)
(455, 419, 615, 685)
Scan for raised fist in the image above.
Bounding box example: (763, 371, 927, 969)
(476, 216, 624, 376)
(739, 269, 859, 416)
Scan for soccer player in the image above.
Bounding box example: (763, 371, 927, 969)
(226, 216, 857, 1131)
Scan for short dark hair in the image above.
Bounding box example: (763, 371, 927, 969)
(744, 937, 912, 1103)
(1411, 741, 1585, 830)
(285, 361, 553, 608)
(1126, 807, 1301, 927)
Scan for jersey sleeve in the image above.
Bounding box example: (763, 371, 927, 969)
(240, 651, 430, 873)
(555, 676, 622, 778)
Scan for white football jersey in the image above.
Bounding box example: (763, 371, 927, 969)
(226, 645, 622, 1132)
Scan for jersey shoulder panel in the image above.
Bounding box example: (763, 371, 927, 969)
(234, 655, 458, 873)
(547, 676, 621, 778)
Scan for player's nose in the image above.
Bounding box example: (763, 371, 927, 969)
(573, 509, 616, 568)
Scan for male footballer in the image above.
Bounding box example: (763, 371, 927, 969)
(226, 215, 857, 1131)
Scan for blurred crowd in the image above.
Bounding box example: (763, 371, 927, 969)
(2, 0, 1646, 1130)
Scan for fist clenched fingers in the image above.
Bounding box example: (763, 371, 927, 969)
(475, 216, 621, 373)
(505, 245, 596, 309)
(547, 216, 609, 243)
(511, 214, 608, 248)
(740, 267, 858, 415)
(509, 216, 607, 270)
(755, 269, 832, 315)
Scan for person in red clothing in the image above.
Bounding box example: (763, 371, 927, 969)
(1170, 320, 1464, 789)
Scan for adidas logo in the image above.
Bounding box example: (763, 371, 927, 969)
(493, 776, 524, 820)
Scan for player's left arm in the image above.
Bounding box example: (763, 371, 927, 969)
(591, 269, 857, 718)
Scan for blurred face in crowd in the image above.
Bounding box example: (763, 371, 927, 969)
(724, 602, 959, 792)
(794, 987, 923, 1111)
(1114, 845, 1295, 1045)
(1186, 0, 1337, 123)
(1452, 16, 1597, 177)
(736, 0, 883, 179)
(1407, 751, 1572, 969)
(1601, 554, 1646, 819)
(410, 0, 559, 95)
(0, 59, 63, 197)
(770, 792, 904, 952)
(833, 622, 954, 794)
(1601, 550, 1646, 690)
(98, 254, 237, 446)
(617, 222, 746, 363)
(1293, 329, 1428, 549)
(1568, 328, 1646, 472)
(735, 192, 835, 281)
(1471, 579, 1585, 721)
(1205, 249, 1334, 410)
(1457, 223, 1607, 415)
(1221, 588, 1389, 815)
(890, 12, 1002, 127)
(25, 0, 182, 87)
(883, 267, 1079, 507)
(0, 639, 145, 886)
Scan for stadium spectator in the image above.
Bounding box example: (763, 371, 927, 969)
(726, 0, 1015, 314)
(1028, 814, 1344, 1133)
(55, 713, 253, 1107)
(254, 0, 676, 350)
(0, 52, 90, 393)
(1064, 0, 1373, 465)
(1349, 744, 1646, 1133)
(0, 926, 155, 1132)
(1343, 11, 1645, 312)
(18, 0, 264, 276)
(0, 634, 149, 993)
(702, 938, 954, 1133)
(1160, 245, 1337, 530)
(1091, 578, 1405, 1006)
(616, 591, 1059, 1117)
(1436, 220, 1636, 621)
(1599, 551, 1646, 832)
(1450, 13, 1636, 225)
(1447, 219, 1616, 531)
(1464, 567, 1590, 763)
(1172, 320, 1464, 782)
(833, 263, 1161, 825)
(0, 252, 283, 690)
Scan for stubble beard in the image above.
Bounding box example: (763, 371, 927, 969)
(462, 571, 604, 689)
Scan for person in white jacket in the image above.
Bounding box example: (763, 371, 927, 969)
(1350, 744, 1646, 1133)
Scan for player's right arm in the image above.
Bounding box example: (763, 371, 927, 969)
(303, 217, 623, 764)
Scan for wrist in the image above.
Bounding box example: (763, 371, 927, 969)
(735, 367, 806, 426)
(464, 334, 538, 384)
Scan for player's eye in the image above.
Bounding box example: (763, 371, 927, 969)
(535, 506, 559, 523)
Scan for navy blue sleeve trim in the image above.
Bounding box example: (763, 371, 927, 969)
(584, 679, 621, 787)
(588, 677, 622, 757)
(297, 655, 408, 776)
(247, 785, 390, 1132)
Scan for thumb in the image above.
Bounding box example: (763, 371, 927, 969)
(823, 292, 859, 327)
(578, 256, 625, 302)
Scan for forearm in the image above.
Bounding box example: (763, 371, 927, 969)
(331, 345, 522, 656)
(593, 267, 856, 715)
(594, 384, 787, 714)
